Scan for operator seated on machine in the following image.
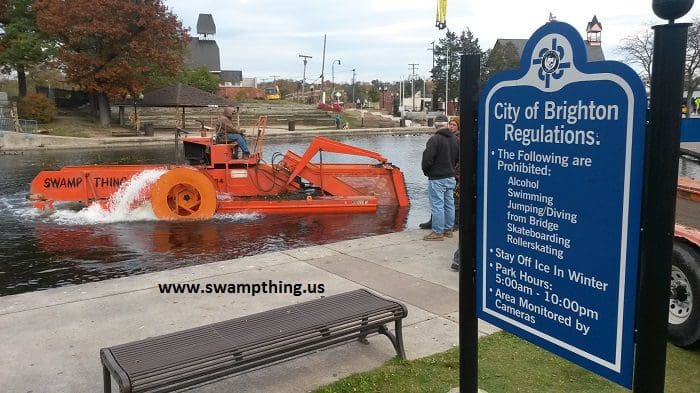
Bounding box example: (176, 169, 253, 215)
(216, 106, 250, 159)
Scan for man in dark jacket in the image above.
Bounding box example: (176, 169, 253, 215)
(421, 118, 459, 240)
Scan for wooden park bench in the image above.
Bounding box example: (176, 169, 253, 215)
(100, 289, 408, 393)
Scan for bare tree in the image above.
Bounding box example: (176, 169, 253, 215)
(684, 18, 700, 116)
(618, 19, 700, 117)
(618, 27, 654, 84)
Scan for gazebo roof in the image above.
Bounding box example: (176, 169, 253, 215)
(131, 83, 235, 107)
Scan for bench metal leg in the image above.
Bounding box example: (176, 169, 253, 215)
(358, 317, 370, 345)
(378, 321, 406, 359)
(394, 319, 406, 359)
(103, 364, 112, 393)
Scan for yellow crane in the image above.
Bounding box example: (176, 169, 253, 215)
(435, 0, 447, 30)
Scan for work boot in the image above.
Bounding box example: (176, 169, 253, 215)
(419, 218, 432, 229)
(242, 153, 250, 159)
(450, 261, 460, 271)
(423, 231, 444, 241)
(443, 230, 453, 238)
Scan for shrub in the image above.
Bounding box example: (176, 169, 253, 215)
(18, 93, 57, 123)
(317, 102, 343, 113)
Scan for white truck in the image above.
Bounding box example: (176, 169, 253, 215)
(669, 176, 700, 348)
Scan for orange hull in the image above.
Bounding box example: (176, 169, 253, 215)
(28, 119, 409, 220)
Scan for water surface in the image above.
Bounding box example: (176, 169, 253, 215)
(0, 135, 431, 295)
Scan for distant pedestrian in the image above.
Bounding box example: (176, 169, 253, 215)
(335, 114, 341, 129)
(695, 96, 700, 115)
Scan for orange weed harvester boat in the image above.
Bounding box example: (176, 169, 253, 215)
(28, 116, 410, 219)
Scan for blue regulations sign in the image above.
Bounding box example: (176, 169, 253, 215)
(476, 21, 646, 388)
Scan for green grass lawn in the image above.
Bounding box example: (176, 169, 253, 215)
(40, 112, 113, 138)
(313, 332, 700, 393)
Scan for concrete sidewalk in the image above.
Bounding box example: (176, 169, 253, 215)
(0, 229, 499, 393)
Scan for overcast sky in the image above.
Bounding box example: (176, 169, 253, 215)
(164, 0, 698, 85)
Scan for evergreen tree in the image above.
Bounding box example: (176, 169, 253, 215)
(485, 41, 520, 79)
(430, 28, 484, 111)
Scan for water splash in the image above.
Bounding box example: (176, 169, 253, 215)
(52, 169, 167, 225)
(0, 192, 41, 220)
(107, 169, 166, 217)
(214, 212, 262, 221)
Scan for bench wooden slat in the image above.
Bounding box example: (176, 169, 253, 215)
(101, 289, 407, 393)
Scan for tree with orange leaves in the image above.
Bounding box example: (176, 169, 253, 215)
(34, 0, 189, 126)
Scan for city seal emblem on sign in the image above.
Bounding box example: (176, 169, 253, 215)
(541, 50, 559, 73)
(532, 38, 570, 88)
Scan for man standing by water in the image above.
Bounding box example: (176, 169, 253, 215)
(217, 107, 250, 159)
(421, 115, 459, 241)
(419, 116, 460, 230)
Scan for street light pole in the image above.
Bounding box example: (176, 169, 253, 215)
(423, 76, 427, 112)
(445, 47, 449, 114)
(428, 41, 435, 71)
(299, 54, 312, 103)
(331, 59, 341, 103)
(409, 63, 418, 111)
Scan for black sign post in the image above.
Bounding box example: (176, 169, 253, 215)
(634, 1, 693, 391)
(459, 54, 481, 393)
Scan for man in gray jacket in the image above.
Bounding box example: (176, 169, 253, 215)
(421, 116, 459, 240)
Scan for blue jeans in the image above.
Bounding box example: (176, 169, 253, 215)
(428, 177, 456, 234)
(224, 133, 250, 154)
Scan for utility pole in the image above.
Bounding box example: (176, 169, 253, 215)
(409, 63, 418, 111)
(270, 75, 279, 84)
(299, 54, 312, 103)
(352, 68, 356, 104)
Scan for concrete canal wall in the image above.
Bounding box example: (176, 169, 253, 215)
(0, 126, 435, 151)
